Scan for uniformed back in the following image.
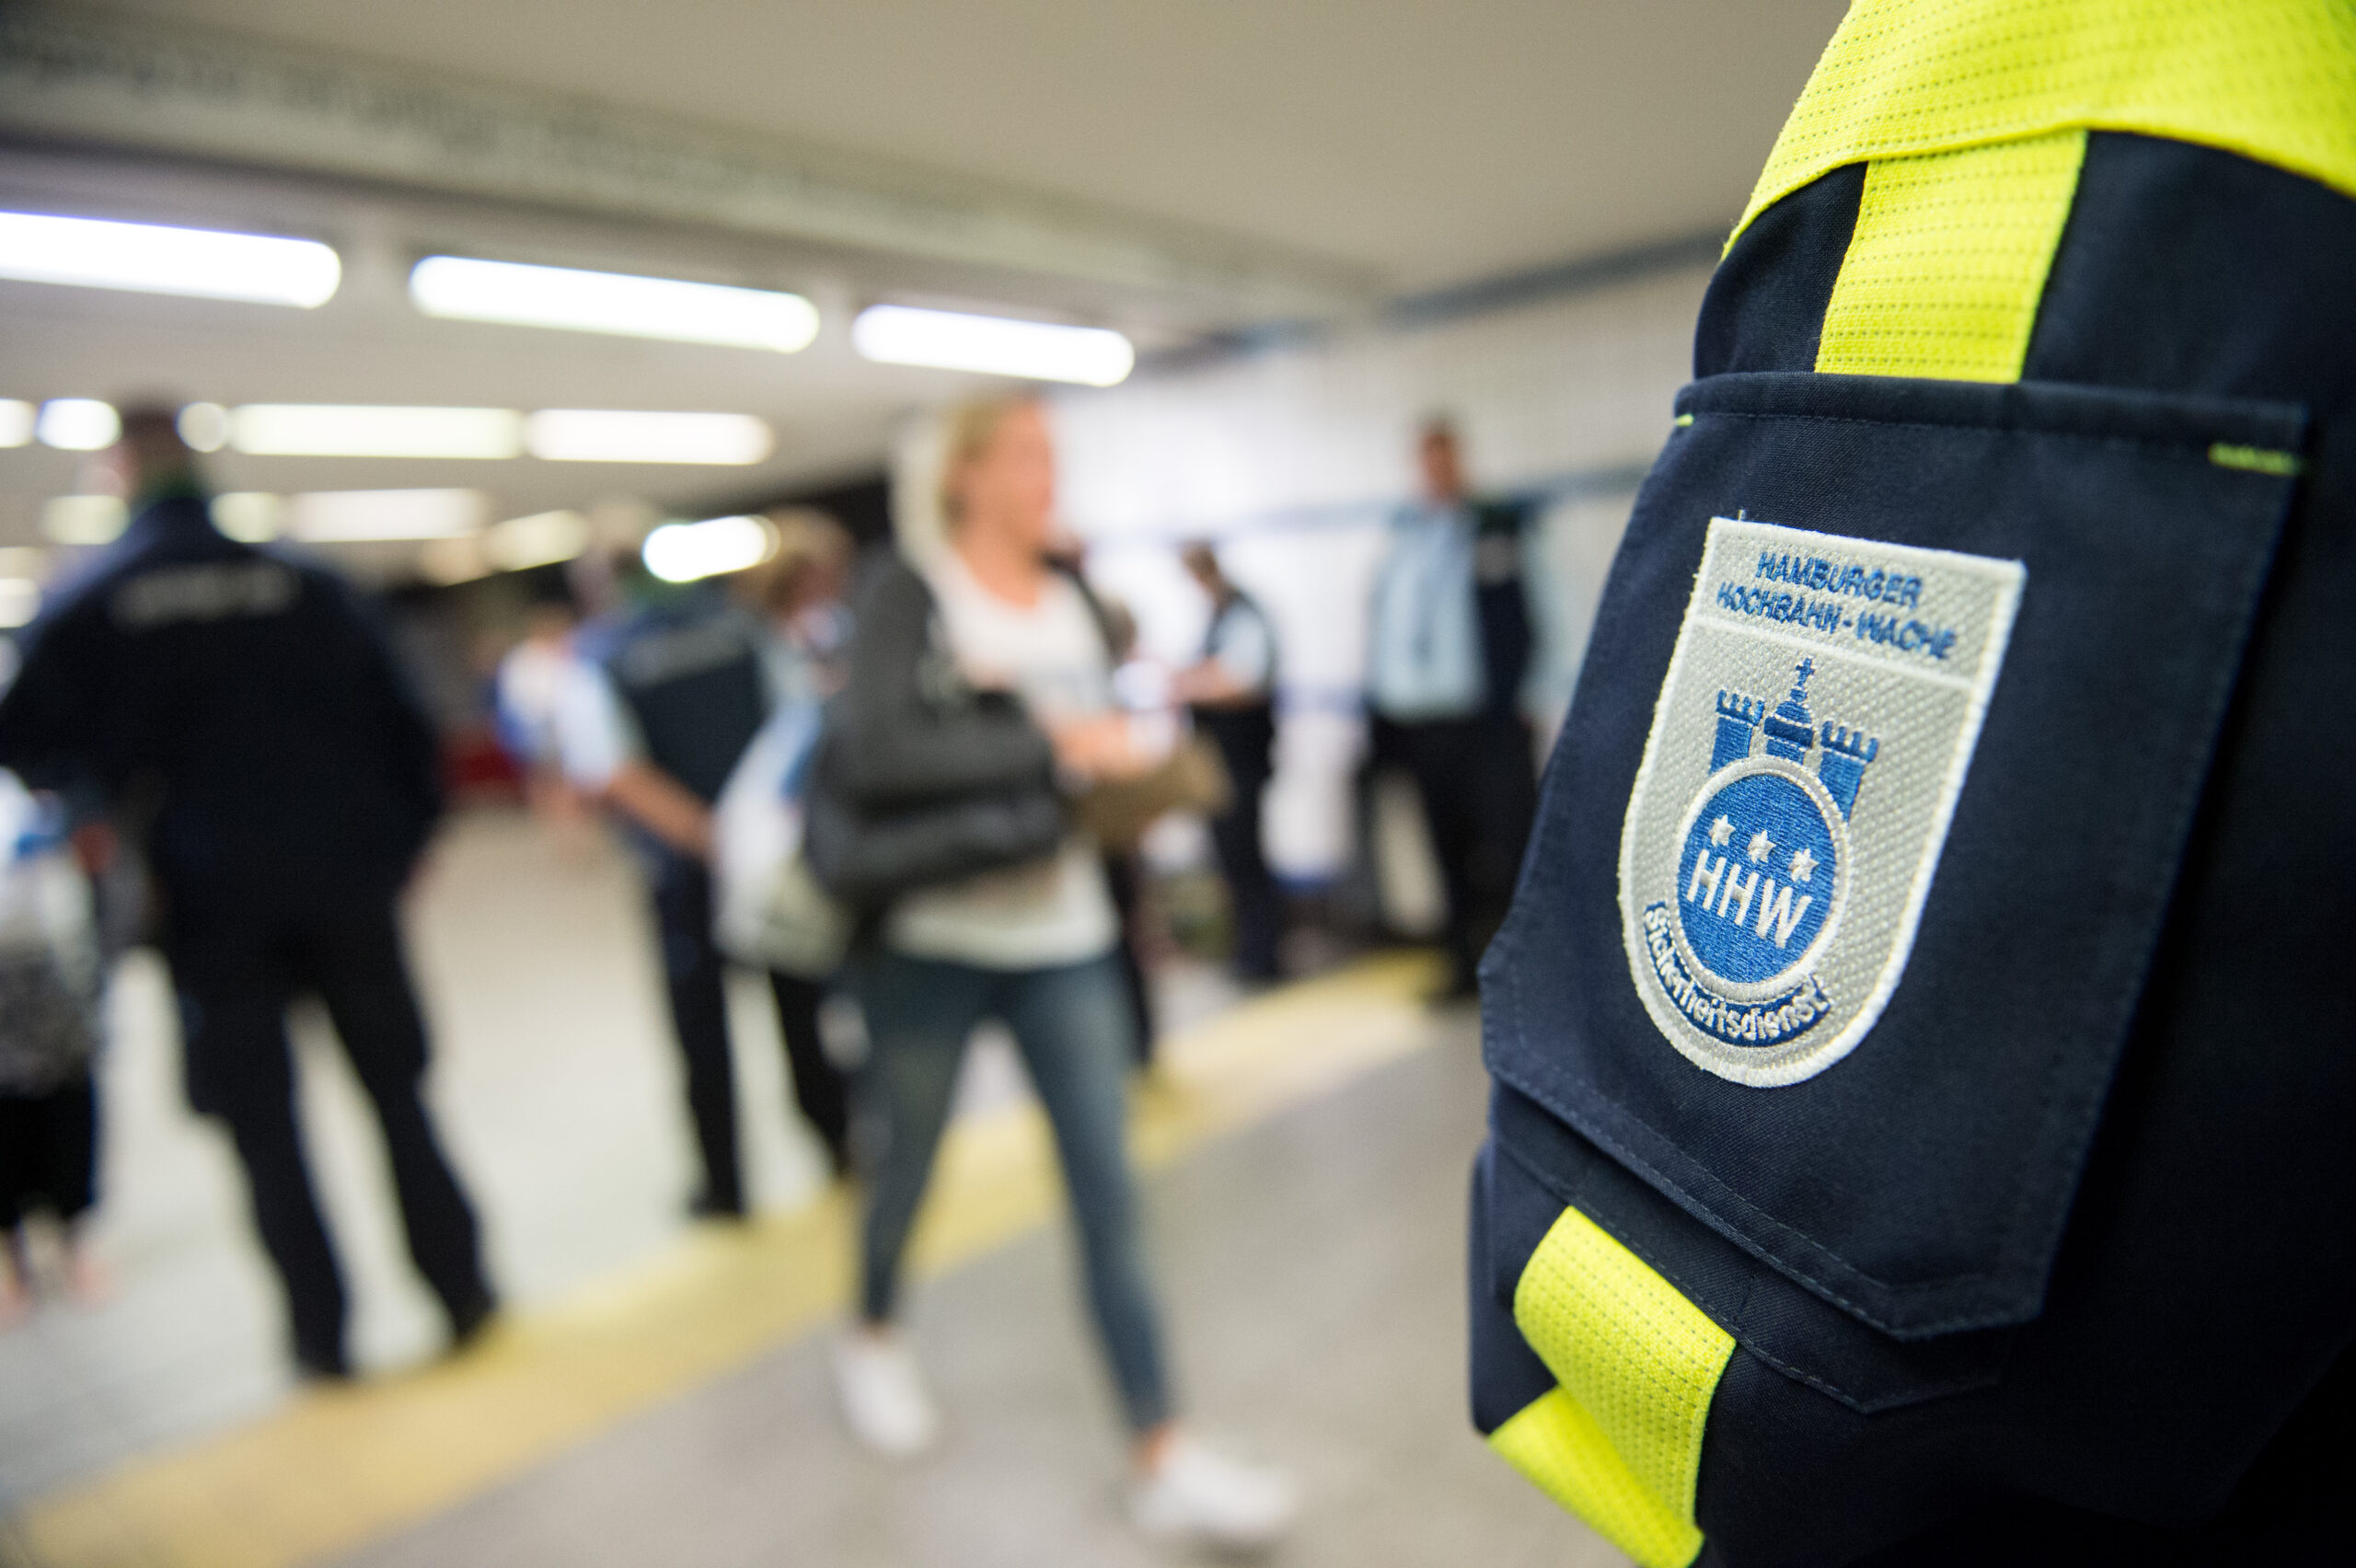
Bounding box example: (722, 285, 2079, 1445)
(0, 497, 442, 909)
(1193, 592, 1278, 777)
(596, 594, 770, 806)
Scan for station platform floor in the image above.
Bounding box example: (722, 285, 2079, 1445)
(0, 811, 1622, 1568)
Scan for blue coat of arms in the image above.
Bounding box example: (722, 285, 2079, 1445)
(1618, 516, 2025, 1086)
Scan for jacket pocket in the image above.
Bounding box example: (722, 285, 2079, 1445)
(1484, 371, 2305, 1365)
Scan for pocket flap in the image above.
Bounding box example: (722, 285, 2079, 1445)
(1485, 371, 2305, 1338)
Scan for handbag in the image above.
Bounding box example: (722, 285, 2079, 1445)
(0, 773, 102, 1096)
(802, 554, 1100, 910)
(803, 736, 1067, 910)
(710, 704, 855, 978)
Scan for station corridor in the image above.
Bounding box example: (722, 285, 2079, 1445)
(0, 809, 1622, 1568)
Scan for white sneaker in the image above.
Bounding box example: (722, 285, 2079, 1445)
(1130, 1434, 1297, 1550)
(832, 1328, 941, 1458)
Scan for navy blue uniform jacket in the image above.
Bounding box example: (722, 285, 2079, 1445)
(0, 496, 443, 911)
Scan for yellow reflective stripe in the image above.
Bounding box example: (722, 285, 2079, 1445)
(1506, 1204, 1735, 1568)
(1490, 1389, 1705, 1568)
(2209, 442, 2304, 478)
(1816, 129, 2085, 380)
(1734, 0, 2356, 250)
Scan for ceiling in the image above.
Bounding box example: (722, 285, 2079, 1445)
(0, 0, 1846, 551)
(88, 0, 1844, 290)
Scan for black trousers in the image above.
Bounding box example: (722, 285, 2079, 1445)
(1099, 850, 1158, 1064)
(0, 1071, 97, 1228)
(646, 855, 850, 1211)
(1375, 712, 1538, 987)
(1196, 705, 1283, 980)
(165, 897, 491, 1373)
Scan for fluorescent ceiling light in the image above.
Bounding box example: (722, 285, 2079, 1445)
(0, 581, 40, 630)
(485, 510, 590, 571)
(178, 401, 230, 454)
(642, 515, 776, 583)
(211, 492, 284, 543)
(524, 409, 772, 466)
(231, 405, 522, 459)
(851, 305, 1134, 386)
(43, 495, 127, 546)
(0, 212, 339, 307)
(39, 398, 120, 451)
(289, 489, 485, 543)
(410, 257, 818, 352)
(0, 401, 32, 448)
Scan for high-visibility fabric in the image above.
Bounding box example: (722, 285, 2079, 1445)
(1502, 1204, 1735, 1568)
(1733, 0, 2356, 252)
(1815, 128, 2085, 380)
(1489, 1389, 1702, 1568)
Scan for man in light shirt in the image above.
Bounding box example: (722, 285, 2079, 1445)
(1365, 418, 1540, 998)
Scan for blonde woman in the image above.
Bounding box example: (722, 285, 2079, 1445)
(826, 396, 1293, 1548)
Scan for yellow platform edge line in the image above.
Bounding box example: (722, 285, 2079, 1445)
(13, 950, 1449, 1568)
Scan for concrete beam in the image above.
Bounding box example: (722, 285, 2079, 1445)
(0, 6, 1374, 319)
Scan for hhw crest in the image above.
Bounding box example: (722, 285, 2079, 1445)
(1618, 516, 2024, 1086)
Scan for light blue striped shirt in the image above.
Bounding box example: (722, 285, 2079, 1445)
(1368, 502, 1484, 721)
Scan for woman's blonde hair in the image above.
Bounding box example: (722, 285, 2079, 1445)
(936, 393, 1041, 527)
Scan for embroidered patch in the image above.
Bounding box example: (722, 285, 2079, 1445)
(1618, 516, 2024, 1087)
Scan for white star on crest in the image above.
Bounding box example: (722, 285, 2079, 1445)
(1747, 828, 1775, 864)
(1789, 847, 1818, 883)
(1708, 816, 1734, 847)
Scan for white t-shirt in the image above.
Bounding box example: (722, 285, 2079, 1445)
(553, 655, 635, 790)
(884, 553, 1121, 970)
(495, 638, 577, 767)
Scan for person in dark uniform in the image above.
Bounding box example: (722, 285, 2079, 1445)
(1467, 6, 2356, 1564)
(557, 550, 850, 1216)
(0, 409, 493, 1378)
(1365, 419, 1540, 997)
(1172, 542, 1284, 983)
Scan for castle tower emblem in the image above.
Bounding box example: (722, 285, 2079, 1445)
(1619, 514, 2025, 1089)
(1710, 659, 1880, 821)
(1647, 657, 1880, 1038)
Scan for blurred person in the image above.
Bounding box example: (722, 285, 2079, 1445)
(1365, 418, 1539, 999)
(740, 506, 860, 1107)
(1172, 542, 1283, 984)
(493, 599, 580, 786)
(822, 395, 1293, 1549)
(1035, 530, 1164, 1058)
(740, 509, 858, 717)
(556, 544, 851, 1210)
(0, 409, 492, 1378)
(0, 773, 108, 1321)
(1467, 6, 2356, 1565)
(1088, 593, 1162, 1064)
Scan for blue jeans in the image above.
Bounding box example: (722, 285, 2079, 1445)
(853, 949, 1171, 1433)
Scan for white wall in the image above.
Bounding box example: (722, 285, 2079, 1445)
(897, 259, 1714, 882)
